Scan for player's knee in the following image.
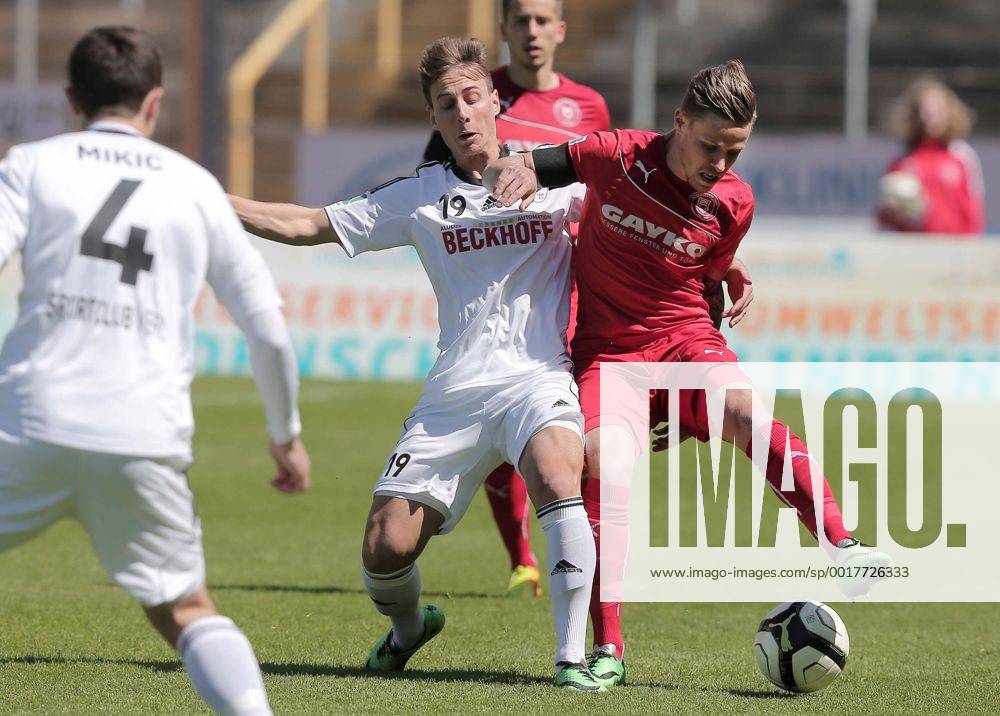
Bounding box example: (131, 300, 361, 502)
(531, 448, 583, 497)
(362, 516, 418, 574)
(362, 538, 417, 574)
(723, 392, 756, 446)
(144, 586, 217, 647)
(539, 468, 581, 500)
(586, 427, 636, 483)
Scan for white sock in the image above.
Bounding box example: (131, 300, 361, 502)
(537, 497, 596, 666)
(362, 563, 425, 650)
(176, 615, 271, 716)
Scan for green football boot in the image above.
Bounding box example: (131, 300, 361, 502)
(587, 644, 627, 687)
(364, 605, 445, 671)
(554, 661, 607, 692)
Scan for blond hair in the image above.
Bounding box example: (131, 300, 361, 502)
(890, 77, 975, 146)
(418, 37, 492, 107)
(681, 59, 757, 127)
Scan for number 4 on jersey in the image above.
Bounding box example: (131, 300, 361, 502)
(80, 179, 154, 286)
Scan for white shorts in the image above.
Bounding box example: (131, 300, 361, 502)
(374, 368, 584, 533)
(0, 436, 205, 606)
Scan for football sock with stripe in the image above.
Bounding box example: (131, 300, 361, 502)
(362, 563, 425, 650)
(176, 615, 271, 716)
(537, 497, 595, 665)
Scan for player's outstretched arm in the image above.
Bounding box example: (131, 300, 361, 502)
(227, 194, 338, 246)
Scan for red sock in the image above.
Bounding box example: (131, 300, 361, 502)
(484, 463, 536, 569)
(583, 473, 625, 655)
(751, 421, 852, 544)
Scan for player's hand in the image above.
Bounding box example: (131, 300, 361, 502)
(268, 436, 311, 494)
(484, 155, 538, 211)
(722, 258, 754, 327)
(650, 423, 692, 452)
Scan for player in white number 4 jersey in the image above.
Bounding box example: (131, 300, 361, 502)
(230, 38, 603, 691)
(0, 28, 311, 715)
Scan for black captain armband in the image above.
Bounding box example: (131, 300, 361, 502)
(532, 144, 579, 188)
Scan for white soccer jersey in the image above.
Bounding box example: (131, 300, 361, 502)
(325, 159, 585, 393)
(0, 121, 284, 458)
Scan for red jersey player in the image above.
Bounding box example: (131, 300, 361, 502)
(423, 0, 611, 600)
(486, 60, 891, 688)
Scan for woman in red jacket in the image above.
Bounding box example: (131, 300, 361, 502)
(878, 78, 985, 236)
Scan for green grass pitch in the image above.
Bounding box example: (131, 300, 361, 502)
(1, 376, 997, 713)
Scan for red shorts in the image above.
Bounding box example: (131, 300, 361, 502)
(575, 328, 745, 446)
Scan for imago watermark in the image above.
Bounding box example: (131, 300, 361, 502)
(597, 362, 999, 602)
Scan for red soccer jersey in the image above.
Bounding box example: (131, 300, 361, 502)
(567, 129, 755, 356)
(491, 67, 611, 151)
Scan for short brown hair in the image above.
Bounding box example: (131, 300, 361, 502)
(501, 0, 564, 21)
(681, 59, 757, 127)
(68, 26, 162, 119)
(418, 37, 493, 107)
(890, 76, 975, 146)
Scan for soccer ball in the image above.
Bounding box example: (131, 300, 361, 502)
(879, 170, 926, 226)
(753, 601, 849, 693)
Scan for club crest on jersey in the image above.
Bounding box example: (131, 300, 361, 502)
(690, 192, 719, 221)
(553, 98, 582, 128)
(532, 187, 549, 203)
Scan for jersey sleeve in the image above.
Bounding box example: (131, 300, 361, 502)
(324, 179, 415, 258)
(566, 130, 620, 187)
(0, 146, 32, 271)
(203, 180, 284, 320)
(705, 203, 754, 279)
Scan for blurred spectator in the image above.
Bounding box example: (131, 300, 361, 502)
(878, 78, 985, 236)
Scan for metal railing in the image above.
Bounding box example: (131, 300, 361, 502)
(226, 0, 497, 197)
(227, 0, 329, 197)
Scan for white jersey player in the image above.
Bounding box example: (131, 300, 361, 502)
(230, 37, 605, 692)
(326, 156, 584, 530)
(0, 27, 310, 716)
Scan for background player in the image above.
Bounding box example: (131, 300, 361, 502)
(0, 27, 311, 715)
(424, 0, 610, 599)
(486, 59, 891, 688)
(229, 38, 606, 692)
(878, 76, 985, 235)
